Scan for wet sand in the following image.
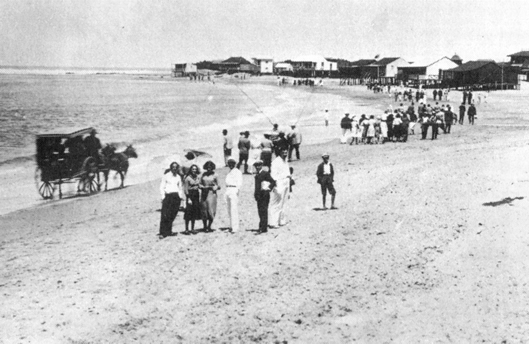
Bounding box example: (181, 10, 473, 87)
(2, 80, 529, 343)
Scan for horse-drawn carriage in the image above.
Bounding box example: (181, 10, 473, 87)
(35, 127, 137, 199)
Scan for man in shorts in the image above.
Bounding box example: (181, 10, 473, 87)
(316, 154, 337, 210)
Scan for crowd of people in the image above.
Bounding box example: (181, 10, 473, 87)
(159, 84, 483, 239)
(159, 124, 309, 239)
(277, 76, 324, 87)
(339, 85, 480, 144)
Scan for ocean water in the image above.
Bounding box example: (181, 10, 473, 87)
(0, 72, 338, 215)
(0, 73, 273, 165)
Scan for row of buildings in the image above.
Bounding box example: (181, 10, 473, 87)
(173, 51, 529, 88)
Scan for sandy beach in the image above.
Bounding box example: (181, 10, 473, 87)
(2, 79, 529, 343)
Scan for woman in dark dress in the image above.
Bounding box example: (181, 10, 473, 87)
(183, 164, 202, 234)
(200, 161, 220, 232)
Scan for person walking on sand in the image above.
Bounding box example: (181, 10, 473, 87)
(324, 109, 329, 127)
(222, 129, 233, 167)
(200, 161, 220, 232)
(237, 131, 251, 174)
(316, 154, 336, 210)
(159, 162, 184, 238)
(224, 157, 243, 233)
(253, 160, 276, 233)
(287, 123, 302, 161)
(268, 149, 290, 228)
(468, 90, 473, 105)
(459, 103, 466, 125)
(468, 103, 477, 125)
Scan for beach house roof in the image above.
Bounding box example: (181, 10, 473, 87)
(507, 51, 529, 57)
(290, 55, 328, 63)
(223, 56, 255, 65)
(400, 56, 452, 68)
(350, 59, 376, 66)
(446, 60, 497, 72)
(371, 57, 400, 66)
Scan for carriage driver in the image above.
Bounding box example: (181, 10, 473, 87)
(83, 129, 102, 165)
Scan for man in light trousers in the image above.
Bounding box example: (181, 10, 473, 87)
(224, 157, 243, 233)
(268, 149, 291, 228)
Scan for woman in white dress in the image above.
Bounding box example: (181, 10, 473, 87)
(366, 115, 377, 144)
(380, 112, 388, 144)
(349, 115, 361, 145)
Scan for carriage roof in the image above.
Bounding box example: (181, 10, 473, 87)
(36, 127, 95, 140)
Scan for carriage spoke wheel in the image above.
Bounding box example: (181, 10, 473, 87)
(87, 174, 100, 195)
(35, 167, 54, 200)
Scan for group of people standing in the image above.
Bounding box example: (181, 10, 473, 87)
(160, 129, 300, 238)
(159, 160, 220, 238)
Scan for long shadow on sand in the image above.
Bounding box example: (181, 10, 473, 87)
(483, 196, 524, 207)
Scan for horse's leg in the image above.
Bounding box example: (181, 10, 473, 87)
(120, 171, 125, 188)
(104, 170, 109, 191)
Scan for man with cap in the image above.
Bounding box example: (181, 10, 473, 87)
(253, 159, 276, 233)
(224, 157, 243, 233)
(316, 154, 336, 210)
(287, 122, 302, 161)
(269, 148, 291, 228)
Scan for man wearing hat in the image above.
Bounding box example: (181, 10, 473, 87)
(287, 122, 302, 161)
(316, 154, 336, 210)
(224, 157, 243, 233)
(237, 131, 251, 174)
(253, 160, 276, 233)
(83, 129, 102, 164)
(269, 149, 291, 228)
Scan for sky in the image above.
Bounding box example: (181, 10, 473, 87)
(1, 0, 529, 68)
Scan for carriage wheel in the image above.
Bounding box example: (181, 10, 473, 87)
(35, 167, 55, 199)
(87, 175, 100, 195)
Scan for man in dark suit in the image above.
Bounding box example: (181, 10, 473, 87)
(459, 103, 466, 125)
(253, 160, 276, 233)
(316, 154, 336, 210)
(468, 103, 477, 125)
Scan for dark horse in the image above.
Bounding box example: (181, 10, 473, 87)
(100, 144, 138, 190)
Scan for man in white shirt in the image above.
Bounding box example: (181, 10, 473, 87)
(224, 157, 243, 233)
(159, 162, 185, 238)
(268, 149, 290, 228)
(222, 129, 233, 167)
(287, 123, 302, 161)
